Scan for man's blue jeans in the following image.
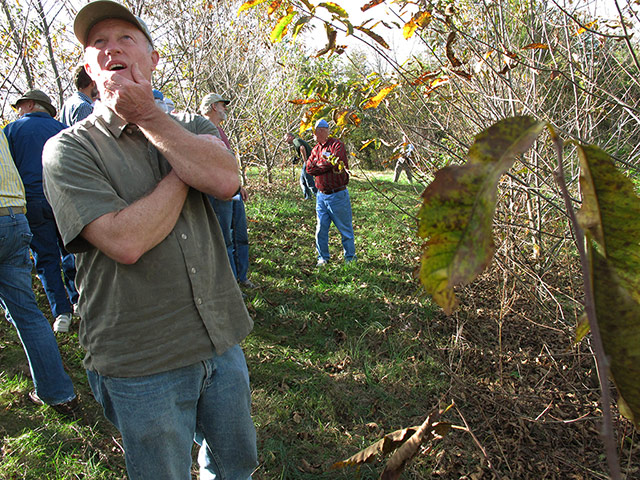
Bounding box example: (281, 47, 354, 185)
(25, 198, 78, 317)
(0, 212, 75, 404)
(209, 196, 236, 278)
(231, 196, 249, 282)
(87, 345, 257, 480)
(300, 166, 317, 200)
(315, 188, 356, 262)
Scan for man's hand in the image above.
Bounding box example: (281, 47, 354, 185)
(240, 187, 248, 201)
(99, 63, 161, 125)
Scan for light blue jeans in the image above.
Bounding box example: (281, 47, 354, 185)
(315, 188, 356, 262)
(0, 211, 75, 404)
(87, 345, 257, 480)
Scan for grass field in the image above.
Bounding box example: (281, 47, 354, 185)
(1, 168, 444, 479)
(1, 167, 637, 479)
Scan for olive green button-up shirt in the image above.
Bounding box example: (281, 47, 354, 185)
(42, 103, 252, 377)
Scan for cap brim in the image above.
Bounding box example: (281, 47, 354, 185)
(74, 1, 151, 47)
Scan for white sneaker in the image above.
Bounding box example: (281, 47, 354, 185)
(316, 259, 328, 267)
(53, 313, 72, 333)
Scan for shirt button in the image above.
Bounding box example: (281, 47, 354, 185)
(191, 267, 197, 274)
(181, 234, 188, 240)
(196, 298, 203, 305)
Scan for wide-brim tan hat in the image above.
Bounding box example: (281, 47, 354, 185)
(12, 89, 56, 117)
(74, 0, 153, 47)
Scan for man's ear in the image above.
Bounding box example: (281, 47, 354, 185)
(150, 50, 159, 71)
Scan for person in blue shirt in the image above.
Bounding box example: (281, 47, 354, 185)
(3, 90, 78, 333)
(60, 65, 97, 127)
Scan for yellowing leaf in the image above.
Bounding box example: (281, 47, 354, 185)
(418, 116, 547, 314)
(403, 19, 418, 39)
(270, 11, 295, 42)
(238, 0, 269, 14)
(403, 10, 432, 39)
(319, 2, 348, 18)
(360, 139, 378, 151)
(575, 20, 598, 35)
(361, 84, 398, 109)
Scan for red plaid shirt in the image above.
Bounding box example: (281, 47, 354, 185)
(305, 137, 349, 193)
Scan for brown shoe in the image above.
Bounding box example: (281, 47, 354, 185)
(28, 391, 79, 418)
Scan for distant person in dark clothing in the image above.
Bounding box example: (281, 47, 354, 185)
(3, 90, 78, 333)
(60, 64, 98, 126)
(285, 132, 317, 199)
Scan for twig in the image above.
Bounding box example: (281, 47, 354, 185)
(550, 132, 622, 480)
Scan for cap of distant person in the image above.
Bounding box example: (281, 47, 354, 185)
(199, 93, 230, 115)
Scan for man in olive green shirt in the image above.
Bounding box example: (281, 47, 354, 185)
(42, 2, 256, 479)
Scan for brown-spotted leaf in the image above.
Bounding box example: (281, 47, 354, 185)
(589, 248, 640, 427)
(418, 116, 547, 314)
(354, 25, 390, 49)
(576, 145, 640, 287)
(361, 0, 384, 12)
(576, 144, 640, 426)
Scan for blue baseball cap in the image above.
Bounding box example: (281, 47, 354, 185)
(152, 89, 164, 100)
(315, 119, 329, 129)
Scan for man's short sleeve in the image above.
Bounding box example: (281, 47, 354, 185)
(42, 130, 128, 253)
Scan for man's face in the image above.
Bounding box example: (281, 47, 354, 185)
(214, 102, 227, 122)
(314, 127, 329, 143)
(84, 18, 158, 92)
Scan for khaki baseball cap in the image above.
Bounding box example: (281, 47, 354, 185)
(12, 89, 56, 117)
(199, 93, 231, 115)
(74, 0, 153, 47)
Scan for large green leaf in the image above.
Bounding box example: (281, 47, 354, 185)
(576, 144, 640, 295)
(418, 116, 547, 314)
(576, 144, 640, 427)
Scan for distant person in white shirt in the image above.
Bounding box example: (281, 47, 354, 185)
(394, 134, 414, 183)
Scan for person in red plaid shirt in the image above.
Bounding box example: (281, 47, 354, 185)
(305, 119, 356, 266)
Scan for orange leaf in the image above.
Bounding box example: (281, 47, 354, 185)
(574, 20, 597, 35)
(267, 0, 282, 15)
(362, 84, 398, 109)
(238, 0, 269, 14)
(289, 99, 318, 105)
(522, 42, 549, 50)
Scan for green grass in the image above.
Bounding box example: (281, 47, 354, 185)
(1, 168, 444, 479)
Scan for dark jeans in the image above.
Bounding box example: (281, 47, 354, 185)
(25, 198, 78, 317)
